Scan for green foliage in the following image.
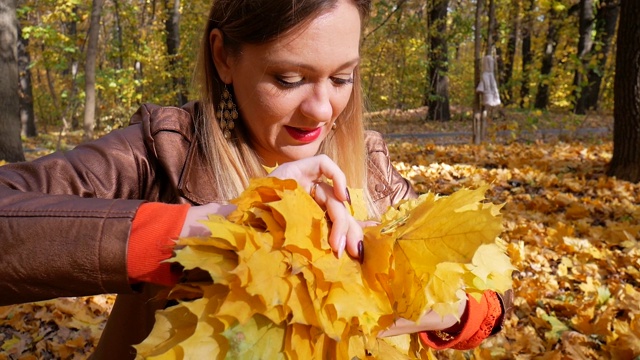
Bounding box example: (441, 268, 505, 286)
(361, 1, 427, 111)
(17, 0, 616, 134)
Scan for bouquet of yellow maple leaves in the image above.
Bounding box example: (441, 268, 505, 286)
(134, 178, 513, 359)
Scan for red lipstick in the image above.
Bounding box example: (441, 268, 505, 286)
(285, 126, 322, 143)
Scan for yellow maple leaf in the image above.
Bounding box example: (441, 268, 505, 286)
(222, 314, 287, 359)
(169, 244, 237, 285)
(348, 188, 368, 220)
(464, 241, 514, 296)
(374, 186, 509, 320)
(134, 285, 227, 359)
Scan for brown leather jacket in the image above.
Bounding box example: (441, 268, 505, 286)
(0, 102, 416, 359)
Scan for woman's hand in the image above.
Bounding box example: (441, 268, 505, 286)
(378, 290, 468, 337)
(269, 155, 363, 261)
(180, 202, 236, 238)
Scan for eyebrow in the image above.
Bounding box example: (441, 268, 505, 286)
(265, 57, 361, 72)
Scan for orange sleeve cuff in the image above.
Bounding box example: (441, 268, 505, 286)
(127, 202, 190, 286)
(419, 290, 503, 350)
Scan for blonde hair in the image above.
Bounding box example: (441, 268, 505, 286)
(193, 0, 377, 217)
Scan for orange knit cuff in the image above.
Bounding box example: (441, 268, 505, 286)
(418, 293, 486, 350)
(127, 202, 190, 286)
(418, 290, 503, 350)
(453, 291, 503, 349)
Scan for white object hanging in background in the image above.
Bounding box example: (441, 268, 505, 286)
(476, 55, 501, 107)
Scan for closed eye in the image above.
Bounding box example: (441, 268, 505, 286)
(331, 77, 354, 86)
(275, 75, 353, 89)
(275, 75, 305, 88)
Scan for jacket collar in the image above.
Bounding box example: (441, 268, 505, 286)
(177, 102, 221, 205)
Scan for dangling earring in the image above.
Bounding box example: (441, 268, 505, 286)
(216, 86, 238, 139)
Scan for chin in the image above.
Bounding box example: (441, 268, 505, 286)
(279, 147, 320, 164)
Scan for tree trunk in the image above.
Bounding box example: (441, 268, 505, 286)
(113, 0, 124, 71)
(83, 0, 104, 141)
(0, 0, 25, 162)
(534, 6, 561, 110)
(500, 0, 519, 106)
(134, 0, 150, 102)
(488, 0, 501, 69)
(519, 0, 534, 108)
(487, 0, 497, 54)
(62, 7, 78, 77)
(17, 23, 35, 137)
(572, 0, 595, 115)
(583, 0, 620, 111)
(472, 0, 484, 143)
(63, 6, 80, 129)
(607, 0, 640, 182)
(165, 0, 187, 106)
(43, 54, 69, 132)
(425, 0, 451, 122)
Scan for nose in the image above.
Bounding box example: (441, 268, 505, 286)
(299, 81, 333, 124)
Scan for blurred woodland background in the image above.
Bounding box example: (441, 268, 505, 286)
(0, 0, 635, 149)
(3, 0, 637, 179)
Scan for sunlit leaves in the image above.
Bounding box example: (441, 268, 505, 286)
(0, 296, 115, 358)
(5, 121, 639, 358)
(387, 138, 640, 358)
(135, 177, 511, 359)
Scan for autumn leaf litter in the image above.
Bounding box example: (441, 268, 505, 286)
(1, 110, 639, 359)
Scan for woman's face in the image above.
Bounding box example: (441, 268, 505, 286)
(221, 0, 362, 166)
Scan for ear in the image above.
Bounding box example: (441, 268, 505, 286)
(210, 29, 233, 84)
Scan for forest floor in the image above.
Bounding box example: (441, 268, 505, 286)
(2, 107, 639, 359)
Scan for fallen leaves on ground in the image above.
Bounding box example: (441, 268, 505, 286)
(0, 296, 115, 360)
(388, 139, 640, 359)
(2, 111, 638, 359)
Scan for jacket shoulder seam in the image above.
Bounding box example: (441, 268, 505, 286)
(149, 105, 195, 139)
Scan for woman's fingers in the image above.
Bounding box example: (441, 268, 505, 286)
(312, 181, 363, 261)
(345, 217, 364, 262)
(268, 155, 363, 260)
(311, 155, 350, 203)
(269, 155, 349, 203)
(180, 203, 235, 238)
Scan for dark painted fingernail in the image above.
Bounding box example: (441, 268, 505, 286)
(346, 188, 352, 205)
(357, 240, 364, 264)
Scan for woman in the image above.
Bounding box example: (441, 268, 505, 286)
(0, 0, 511, 358)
